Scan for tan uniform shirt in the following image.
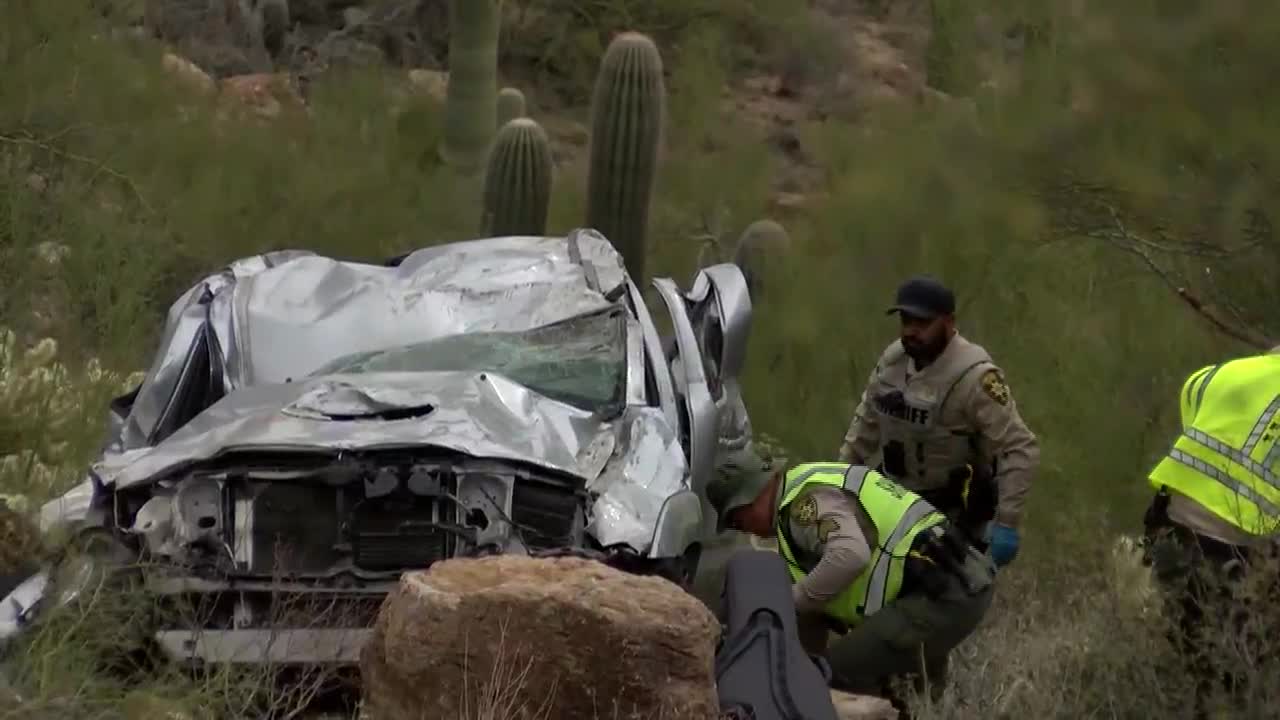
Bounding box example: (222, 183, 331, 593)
(838, 332, 1041, 528)
(1168, 489, 1258, 547)
(782, 485, 878, 614)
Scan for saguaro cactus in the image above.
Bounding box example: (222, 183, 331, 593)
(497, 87, 527, 125)
(732, 219, 791, 301)
(481, 118, 554, 237)
(584, 32, 666, 284)
(440, 0, 501, 171)
(257, 0, 290, 59)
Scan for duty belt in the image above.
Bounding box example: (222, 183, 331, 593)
(902, 521, 993, 598)
(1142, 489, 1253, 564)
(819, 522, 989, 637)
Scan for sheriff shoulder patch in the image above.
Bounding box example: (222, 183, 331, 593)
(817, 517, 839, 544)
(791, 495, 818, 526)
(980, 369, 1010, 406)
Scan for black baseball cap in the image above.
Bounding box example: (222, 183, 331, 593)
(886, 275, 955, 319)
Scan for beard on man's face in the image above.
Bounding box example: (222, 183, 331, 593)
(902, 331, 947, 362)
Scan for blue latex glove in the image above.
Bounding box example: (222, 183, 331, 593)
(989, 524, 1020, 567)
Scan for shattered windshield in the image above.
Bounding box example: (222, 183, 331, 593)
(313, 307, 628, 415)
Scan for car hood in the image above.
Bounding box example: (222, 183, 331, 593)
(88, 369, 691, 551)
(94, 369, 620, 489)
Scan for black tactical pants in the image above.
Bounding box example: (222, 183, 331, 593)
(797, 544, 995, 703)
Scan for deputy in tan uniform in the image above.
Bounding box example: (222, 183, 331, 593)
(837, 275, 1040, 567)
(710, 461, 995, 703)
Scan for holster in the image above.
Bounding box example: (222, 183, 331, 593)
(914, 464, 997, 549)
(1143, 488, 1172, 534)
(1142, 488, 1253, 580)
(903, 522, 994, 599)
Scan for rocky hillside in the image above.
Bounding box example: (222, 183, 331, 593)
(122, 0, 1005, 211)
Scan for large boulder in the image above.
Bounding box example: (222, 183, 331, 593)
(217, 73, 308, 122)
(161, 51, 217, 95)
(359, 554, 721, 720)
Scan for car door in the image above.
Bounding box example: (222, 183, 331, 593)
(650, 263, 753, 511)
(684, 264, 753, 396)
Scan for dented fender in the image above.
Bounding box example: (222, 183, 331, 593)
(647, 490, 704, 560)
(0, 571, 49, 653)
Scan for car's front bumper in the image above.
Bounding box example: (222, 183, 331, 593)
(153, 627, 373, 665)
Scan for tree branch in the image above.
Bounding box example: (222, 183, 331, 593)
(1097, 208, 1275, 351)
(1173, 285, 1275, 352)
(0, 131, 152, 214)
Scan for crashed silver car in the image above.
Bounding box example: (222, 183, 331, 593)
(0, 228, 753, 666)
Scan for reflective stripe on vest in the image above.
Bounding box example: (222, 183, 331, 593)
(774, 462, 946, 625)
(1182, 363, 1223, 421)
(1149, 354, 1280, 535)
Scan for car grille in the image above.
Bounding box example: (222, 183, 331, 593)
(248, 483, 344, 575)
(245, 481, 457, 576)
(241, 468, 579, 576)
(512, 481, 581, 550)
(349, 498, 455, 571)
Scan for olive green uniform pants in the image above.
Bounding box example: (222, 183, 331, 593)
(798, 550, 995, 701)
(1143, 522, 1267, 715)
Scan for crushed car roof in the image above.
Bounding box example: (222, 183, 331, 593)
(216, 229, 629, 386)
(117, 229, 632, 452)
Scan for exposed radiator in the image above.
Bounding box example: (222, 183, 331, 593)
(349, 497, 456, 571)
(511, 481, 581, 550)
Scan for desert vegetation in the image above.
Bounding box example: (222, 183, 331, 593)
(1, 0, 1277, 717)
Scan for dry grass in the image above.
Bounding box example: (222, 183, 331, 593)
(893, 532, 1280, 719)
(0, 540, 368, 719)
(698, 515, 1280, 719)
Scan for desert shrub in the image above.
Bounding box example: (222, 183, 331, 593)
(501, 0, 813, 104)
(0, 328, 143, 503)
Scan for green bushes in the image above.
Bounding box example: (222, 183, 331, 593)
(499, 0, 811, 104)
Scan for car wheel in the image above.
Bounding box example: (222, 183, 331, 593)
(679, 544, 703, 588)
(652, 544, 701, 591)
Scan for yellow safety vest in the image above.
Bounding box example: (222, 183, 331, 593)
(774, 462, 947, 626)
(1148, 353, 1280, 536)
